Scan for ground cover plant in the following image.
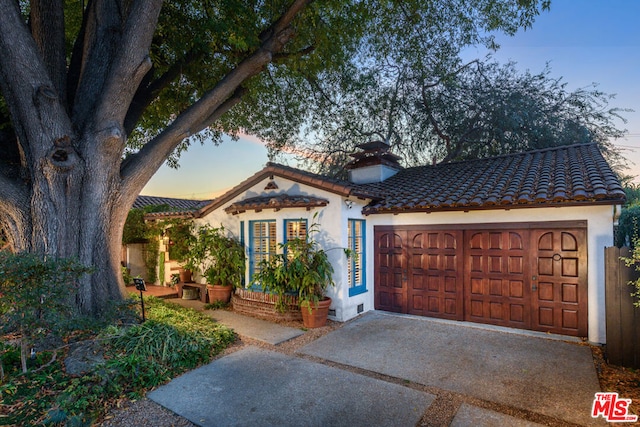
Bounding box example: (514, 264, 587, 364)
(0, 296, 235, 426)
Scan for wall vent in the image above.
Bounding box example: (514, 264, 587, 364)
(328, 309, 336, 316)
(357, 304, 364, 314)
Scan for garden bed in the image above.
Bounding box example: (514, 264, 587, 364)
(231, 288, 302, 322)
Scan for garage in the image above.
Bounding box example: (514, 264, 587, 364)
(374, 221, 588, 337)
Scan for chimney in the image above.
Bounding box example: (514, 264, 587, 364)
(346, 141, 402, 184)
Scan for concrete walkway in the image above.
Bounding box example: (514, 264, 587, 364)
(148, 308, 605, 426)
(165, 297, 304, 345)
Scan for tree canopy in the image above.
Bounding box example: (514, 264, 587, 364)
(264, 58, 628, 178)
(0, 0, 550, 315)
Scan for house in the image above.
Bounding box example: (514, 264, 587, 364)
(178, 142, 625, 343)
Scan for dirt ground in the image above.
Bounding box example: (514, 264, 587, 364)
(592, 346, 640, 426)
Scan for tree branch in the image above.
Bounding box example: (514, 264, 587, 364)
(0, 0, 73, 163)
(124, 49, 203, 135)
(93, 0, 162, 128)
(30, 0, 66, 105)
(120, 0, 313, 198)
(66, 0, 92, 114)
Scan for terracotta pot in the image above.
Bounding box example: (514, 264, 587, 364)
(300, 297, 332, 328)
(179, 269, 193, 283)
(207, 284, 233, 303)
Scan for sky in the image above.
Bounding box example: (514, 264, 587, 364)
(142, 0, 640, 200)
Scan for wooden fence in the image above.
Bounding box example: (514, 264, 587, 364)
(605, 246, 640, 368)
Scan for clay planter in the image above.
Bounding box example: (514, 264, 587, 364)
(179, 269, 193, 283)
(207, 284, 233, 303)
(300, 297, 332, 328)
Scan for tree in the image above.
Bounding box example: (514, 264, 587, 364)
(0, 0, 547, 317)
(281, 59, 628, 177)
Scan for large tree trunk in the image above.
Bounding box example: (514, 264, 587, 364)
(0, 0, 310, 318)
(27, 133, 129, 315)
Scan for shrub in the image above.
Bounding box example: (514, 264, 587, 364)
(615, 205, 640, 247)
(0, 252, 92, 373)
(0, 297, 235, 425)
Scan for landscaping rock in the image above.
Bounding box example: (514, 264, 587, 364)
(64, 340, 105, 375)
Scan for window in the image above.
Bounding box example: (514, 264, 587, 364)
(249, 220, 276, 280)
(284, 219, 307, 242)
(348, 219, 366, 296)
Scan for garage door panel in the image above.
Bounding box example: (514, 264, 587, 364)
(509, 256, 523, 274)
(510, 280, 524, 298)
(463, 229, 531, 330)
(531, 229, 587, 336)
(562, 283, 578, 303)
(375, 225, 587, 337)
(374, 231, 406, 313)
(562, 258, 578, 277)
(406, 230, 463, 320)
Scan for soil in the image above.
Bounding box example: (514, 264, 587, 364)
(592, 346, 640, 426)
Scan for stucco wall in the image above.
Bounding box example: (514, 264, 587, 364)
(199, 172, 618, 343)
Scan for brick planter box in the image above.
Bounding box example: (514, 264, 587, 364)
(232, 288, 302, 322)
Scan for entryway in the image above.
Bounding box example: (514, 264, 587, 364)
(374, 222, 588, 336)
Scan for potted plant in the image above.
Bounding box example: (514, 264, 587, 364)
(205, 228, 245, 304)
(255, 218, 344, 328)
(284, 234, 336, 328)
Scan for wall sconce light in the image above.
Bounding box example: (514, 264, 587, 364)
(344, 199, 354, 209)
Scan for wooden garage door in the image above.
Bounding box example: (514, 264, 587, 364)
(374, 223, 588, 337)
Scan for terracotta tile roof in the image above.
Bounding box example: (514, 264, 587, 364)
(197, 162, 375, 217)
(134, 195, 209, 211)
(359, 143, 625, 214)
(134, 195, 211, 220)
(224, 194, 329, 215)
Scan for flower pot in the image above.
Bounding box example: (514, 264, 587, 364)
(179, 269, 193, 283)
(300, 297, 332, 328)
(207, 284, 232, 303)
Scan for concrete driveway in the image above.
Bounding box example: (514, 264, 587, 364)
(148, 311, 604, 426)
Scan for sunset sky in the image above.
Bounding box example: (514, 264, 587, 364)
(142, 0, 640, 200)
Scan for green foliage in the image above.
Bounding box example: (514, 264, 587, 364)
(0, 252, 92, 373)
(623, 182, 640, 207)
(288, 60, 628, 176)
(253, 217, 347, 311)
(201, 226, 245, 287)
(620, 235, 640, 308)
(167, 221, 195, 263)
(122, 209, 148, 244)
(144, 239, 160, 284)
(0, 297, 235, 425)
(616, 205, 640, 248)
(121, 265, 133, 286)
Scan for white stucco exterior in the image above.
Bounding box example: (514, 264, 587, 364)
(197, 172, 619, 344)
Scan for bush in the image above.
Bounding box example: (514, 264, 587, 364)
(0, 252, 92, 373)
(616, 205, 640, 247)
(0, 297, 235, 425)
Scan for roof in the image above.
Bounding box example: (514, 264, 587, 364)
(197, 162, 375, 217)
(133, 195, 211, 220)
(134, 195, 209, 211)
(358, 143, 625, 214)
(224, 195, 329, 215)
